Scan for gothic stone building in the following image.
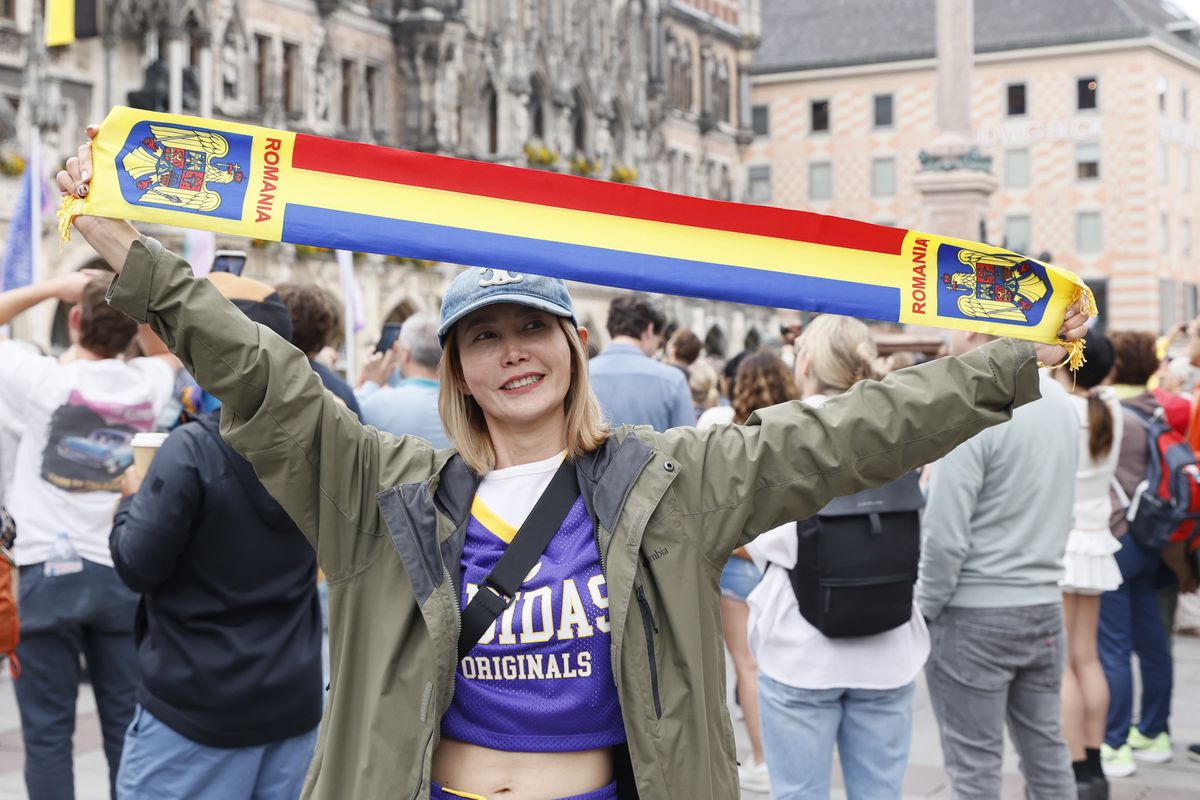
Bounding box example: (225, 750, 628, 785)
(1, 0, 777, 359)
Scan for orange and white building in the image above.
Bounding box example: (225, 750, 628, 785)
(748, 0, 1200, 332)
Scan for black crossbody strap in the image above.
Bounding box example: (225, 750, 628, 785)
(458, 459, 580, 661)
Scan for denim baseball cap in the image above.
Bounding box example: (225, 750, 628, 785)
(438, 267, 577, 347)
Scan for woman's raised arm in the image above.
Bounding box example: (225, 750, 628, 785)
(651, 337, 1044, 565)
(60, 128, 437, 578)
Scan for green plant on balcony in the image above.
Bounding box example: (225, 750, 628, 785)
(609, 164, 638, 184)
(523, 141, 559, 167)
(569, 153, 601, 177)
(295, 244, 334, 259)
(384, 255, 437, 269)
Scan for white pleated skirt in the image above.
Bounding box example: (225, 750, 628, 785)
(1061, 528, 1123, 595)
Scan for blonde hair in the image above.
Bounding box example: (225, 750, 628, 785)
(438, 316, 610, 474)
(796, 314, 878, 396)
(687, 360, 720, 412)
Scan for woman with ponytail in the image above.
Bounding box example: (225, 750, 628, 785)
(744, 315, 929, 799)
(1055, 334, 1123, 797)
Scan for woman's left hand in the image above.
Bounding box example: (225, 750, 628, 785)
(1033, 296, 1091, 367)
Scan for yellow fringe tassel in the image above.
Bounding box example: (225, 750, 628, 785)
(1040, 285, 1100, 371)
(57, 194, 86, 245)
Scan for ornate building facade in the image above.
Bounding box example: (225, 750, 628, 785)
(1, 0, 775, 360)
(749, 0, 1200, 332)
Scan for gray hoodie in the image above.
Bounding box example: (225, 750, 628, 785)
(918, 372, 1078, 619)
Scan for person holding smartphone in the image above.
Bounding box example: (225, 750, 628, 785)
(356, 313, 450, 449)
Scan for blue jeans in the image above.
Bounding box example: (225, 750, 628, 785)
(1099, 535, 1173, 746)
(13, 561, 139, 800)
(758, 674, 915, 799)
(117, 705, 318, 800)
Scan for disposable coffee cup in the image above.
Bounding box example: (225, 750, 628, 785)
(132, 432, 169, 478)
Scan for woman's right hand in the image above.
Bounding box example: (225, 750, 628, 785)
(56, 124, 141, 274)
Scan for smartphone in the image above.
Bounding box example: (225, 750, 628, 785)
(375, 322, 403, 353)
(211, 249, 248, 276)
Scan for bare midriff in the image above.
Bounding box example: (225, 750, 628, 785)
(432, 739, 613, 799)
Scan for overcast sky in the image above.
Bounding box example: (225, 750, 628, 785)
(1170, 0, 1200, 23)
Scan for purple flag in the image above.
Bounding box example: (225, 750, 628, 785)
(1, 157, 34, 292)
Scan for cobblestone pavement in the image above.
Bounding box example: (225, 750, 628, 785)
(0, 633, 1197, 798)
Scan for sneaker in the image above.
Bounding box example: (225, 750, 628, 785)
(1188, 743, 1200, 763)
(1127, 727, 1173, 763)
(1100, 743, 1136, 778)
(738, 759, 771, 793)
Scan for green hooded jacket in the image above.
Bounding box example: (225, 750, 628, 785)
(108, 237, 1043, 799)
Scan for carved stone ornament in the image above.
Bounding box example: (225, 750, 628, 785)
(314, 48, 337, 121)
(221, 39, 241, 103)
(918, 146, 994, 173)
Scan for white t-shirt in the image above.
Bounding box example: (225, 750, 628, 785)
(742, 394, 930, 690)
(471, 450, 566, 537)
(0, 341, 175, 567)
(696, 404, 735, 429)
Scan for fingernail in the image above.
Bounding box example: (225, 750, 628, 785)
(78, 184, 88, 196)
(81, 171, 89, 181)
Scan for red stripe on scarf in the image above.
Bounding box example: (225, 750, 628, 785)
(291, 134, 905, 256)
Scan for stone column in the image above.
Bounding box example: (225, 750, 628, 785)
(145, 29, 159, 65)
(912, 0, 996, 242)
(165, 25, 186, 115)
(198, 32, 214, 118)
(934, 0, 971, 145)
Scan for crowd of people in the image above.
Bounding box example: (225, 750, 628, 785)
(0, 136, 1182, 800)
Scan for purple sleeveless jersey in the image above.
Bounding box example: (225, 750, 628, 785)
(439, 496, 626, 752)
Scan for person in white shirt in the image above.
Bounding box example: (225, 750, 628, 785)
(746, 315, 929, 800)
(1055, 333, 1123, 797)
(0, 271, 178, 800)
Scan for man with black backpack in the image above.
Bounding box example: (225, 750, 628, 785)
(919, 329, 1078, 799)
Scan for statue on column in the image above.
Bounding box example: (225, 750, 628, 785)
(314, 50, 337, 123)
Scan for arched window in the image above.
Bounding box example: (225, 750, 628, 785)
(483, 82, 499, 154)
(185, 11, 203, 68)
(611, 102, 628, 162)
(704, 324, 727, 359)
(529, 76, 546, 140)
(572, 87, 589, 154)
(665, 34, 679, 108)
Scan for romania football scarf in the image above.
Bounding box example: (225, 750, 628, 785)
(60, 107, 1094, 364)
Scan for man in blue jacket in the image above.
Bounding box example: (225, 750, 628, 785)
(109, 272, 322, 800)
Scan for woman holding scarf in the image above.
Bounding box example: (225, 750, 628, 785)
(58, 127, 1088, 800)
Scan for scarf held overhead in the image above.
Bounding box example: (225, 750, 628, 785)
(61, 107, 1094, 358)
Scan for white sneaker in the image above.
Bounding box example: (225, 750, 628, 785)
(738, 759, 771, 793)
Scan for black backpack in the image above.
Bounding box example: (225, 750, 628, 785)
(788, 472, 924, 638)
